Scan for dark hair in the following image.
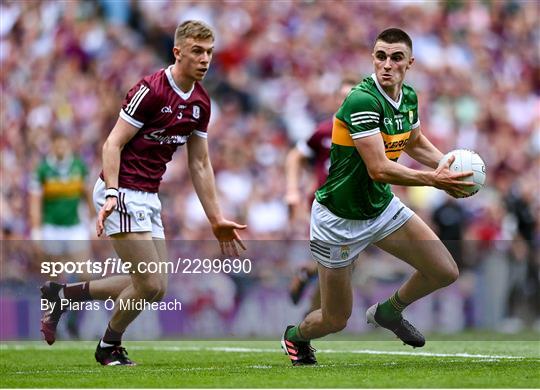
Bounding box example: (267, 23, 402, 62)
(51, 131, 68, 142)
(375, 28, 412, 51)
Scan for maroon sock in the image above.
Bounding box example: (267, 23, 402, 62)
(102, 323, 123, 346)
(63, 282, 92, 301)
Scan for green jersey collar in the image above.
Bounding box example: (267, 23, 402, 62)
(46, 154, 73, 169)
(371, 74, 402, 110)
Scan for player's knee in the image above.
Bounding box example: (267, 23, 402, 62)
(152, 288, 166, 302)
(137, 280, 164, 302)
(329, 318, 348, 333)
(437, 263, 459, 287)
(160, 278, 169, 296)
(154, 280, 167, 302)
(325, 315, 349, 333)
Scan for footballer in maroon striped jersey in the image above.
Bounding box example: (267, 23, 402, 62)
(107, 65, 212, 193)
(40, 20, 246, 366)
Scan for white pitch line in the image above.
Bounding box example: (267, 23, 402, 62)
(1, 343, 532, 360)
(10, 362, 388, 375)
(12, 366, 230, 375)
(318, 348, 529, 360)
(191, 346, 531, 360)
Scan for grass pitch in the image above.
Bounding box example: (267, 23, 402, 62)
(1, 338, 539, 388)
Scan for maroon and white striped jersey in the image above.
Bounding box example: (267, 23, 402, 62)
(101, 65, 211, 193)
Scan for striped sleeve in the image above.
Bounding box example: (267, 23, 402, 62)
(120, 81, 152, 128)
(336, 91, 382, 139)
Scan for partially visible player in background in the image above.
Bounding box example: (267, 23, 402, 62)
(30, 131, 95, 339)
(39, 20, 246, 366)
(285, 77, 357, 312)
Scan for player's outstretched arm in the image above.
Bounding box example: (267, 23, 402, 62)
(353, 133, 474, 198)
(29, 167, 44, 240)
(284, 147, 308, 221)
(96, 117, 139, 237)
(187, 135, 247, 256)
(403, 126, 443, 169)
(29, 191, 42, 240)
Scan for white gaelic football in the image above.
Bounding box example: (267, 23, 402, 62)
(438, 149, 486, 197)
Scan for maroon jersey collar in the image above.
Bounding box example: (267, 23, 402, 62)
(165, 65, 195, 100)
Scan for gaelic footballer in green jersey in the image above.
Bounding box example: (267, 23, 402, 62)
(30, 132, 93, 249)
(31, 134, 93, 342)
(315, 74, 419, 220)
(32, 155, 89, 227)
(283, 29, 473, 365)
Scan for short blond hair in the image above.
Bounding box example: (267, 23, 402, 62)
(174, 20, 214, 47)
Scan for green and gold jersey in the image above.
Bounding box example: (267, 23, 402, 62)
(31, 155, 88, 226)
(315, 74, 420, 220)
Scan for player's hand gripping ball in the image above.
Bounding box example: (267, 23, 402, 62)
(438, 149, 486, 197)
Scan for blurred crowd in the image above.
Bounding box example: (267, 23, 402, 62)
(1, 0, 539, 331)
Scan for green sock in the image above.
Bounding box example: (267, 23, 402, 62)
(377, 291, 408, 322)
(286, 325, 308, 342)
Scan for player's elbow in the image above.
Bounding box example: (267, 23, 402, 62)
(188, 156, 209, 175)
(286, 148, 303, 166)
(366, 165, 386, 182)
(102, 139, 115, 155)
(367, 170, 382, 182)
(102, 138, 124, 155)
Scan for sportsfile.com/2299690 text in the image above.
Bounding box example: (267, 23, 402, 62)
(40, 258, 252, 277)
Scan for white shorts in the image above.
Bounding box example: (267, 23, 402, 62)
(310, 196, 414, 269)
(93, 178, 165, 239)
(41, 224, 90, 256)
